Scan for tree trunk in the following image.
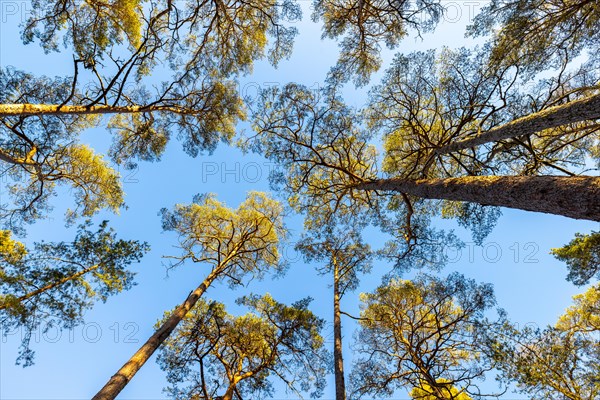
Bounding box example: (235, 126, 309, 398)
(0, 103, 189, 117)
(333, 261, 347, 400)
(355, 175, 600, 222)
(221, 385, 236, 400)
(435, 93, 600, 155)
(91, 266, 222, 400)
(0, 264, 99, 310)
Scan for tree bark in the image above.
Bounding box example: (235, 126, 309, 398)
(221, 385, 236, 400)
(0, 146, 37, 165)
(434, 93, 600, 155)
(91, 266, 222, 400)
(0, 103, 192, 117)
(333, 260, 347, 400)
(355, 175, 600, 222)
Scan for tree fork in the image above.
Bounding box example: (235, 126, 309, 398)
(91, 267, 221, 400)
(355, 175, 600, 221)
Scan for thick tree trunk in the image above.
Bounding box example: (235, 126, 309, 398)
(91, 267, 222, 400)
(0, 103, 189, 117)
(435, 93, 600, 155)
(355, 175, 600, 222)
(0, 264, 99, 310)
(333, 261, 346, 400)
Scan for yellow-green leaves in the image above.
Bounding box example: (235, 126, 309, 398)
(0, 230, 27, 264)
(410, 379, 473, 400)
(370, 48, 495, 180)
(552, 231, 600, 285)
(351, 273, 501, 398)
(556, 284, 600, 332)
(251, 84, 379, 229)
(0, 222, 147, 366)
(314, 0, 442, 85)
(108, 113, 170, 165)
(113, 0, 144, 48)
(493, 283, 600, 399)
(469, 0, 600, 71)
(24, 0, 144, 61)
(157, 294, 328, 399)
(59, 144, 124, 218)
(161, 192, 286, 282)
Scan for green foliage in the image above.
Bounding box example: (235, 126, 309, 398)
(350, 273, 506, 399)
(4, 142, 124, 229)
(468, 0, 600, 71)
(24, 0, 300, 72)
(157, 294, 328, 399)
(24, 0, 301, 69)
(364, 45, 599, 246)
(552, 231, 600, 285)
(23, 0, 144, 62)
(0, 68, 124, 230)
(160, 192, 287, 283)
(250, 83, 379, 229)
(108, 113, 171, 166)
(557, 283, 600, 332)
(0, 230, 27, 264)
(3, 0, 303, 230)
(369, 47, 600, 180)
(60, 144, 124, 219)
(313, 0, 443, 85)
(378, 209, 465, 273)
(296, 228, 372, 296)
(0, 221, 148, 366)
(250, 82, 479, 273)
(410, 380, 473, 400)
(491, 284, 600, 399)
(107, 79, 246, 167)
(442, 201, 502, 246)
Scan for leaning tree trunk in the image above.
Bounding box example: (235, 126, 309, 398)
(0, 103, 190, 117)
(355, 175, 600, 222)
(91, 266, 222, 400)
(434, 92, 600, 155)
(333, 261, 347, 400)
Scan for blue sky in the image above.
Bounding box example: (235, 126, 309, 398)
(0, 1, 598, 399)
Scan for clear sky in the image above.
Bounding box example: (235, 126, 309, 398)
(0, 1, 598, 399)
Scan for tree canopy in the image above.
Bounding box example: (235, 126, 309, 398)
(92, 192, 288, 400)
(350, 273, 507, 399)
(490, 284, 600, 399)
(158, 294, 328, 400)
(0, 221, 148, 365)
(1, 0, 599, 397)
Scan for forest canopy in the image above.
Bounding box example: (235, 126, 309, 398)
(0, 0, 598, 399)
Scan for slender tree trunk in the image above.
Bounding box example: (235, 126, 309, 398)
(355, 175, 600, 221)
(91, 266, 222, 400)
(0, 264, 99, 310)
(435, 92, 600, 155)
(333, 261, 346, 400)
(0, 103, 189, 117)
